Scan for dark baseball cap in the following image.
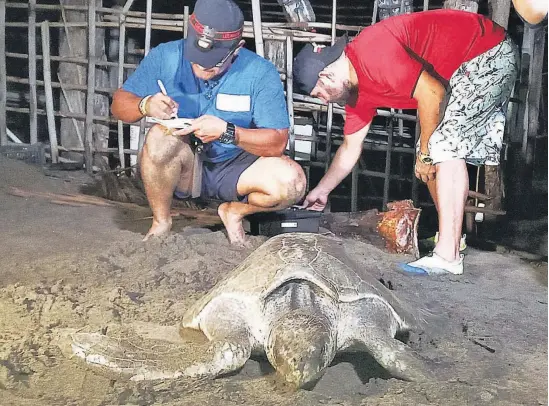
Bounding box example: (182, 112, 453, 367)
(293, 35, 348, 94)
(184, 0, 244, 69)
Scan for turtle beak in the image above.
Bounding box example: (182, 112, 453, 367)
(266, 312, 336, 389)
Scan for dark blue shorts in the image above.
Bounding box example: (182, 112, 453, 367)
(175, 150, 259, 202)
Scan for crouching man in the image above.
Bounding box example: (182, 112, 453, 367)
(111, 0, 306, 245)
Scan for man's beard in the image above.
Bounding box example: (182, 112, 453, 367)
(326, 79, 353, 105)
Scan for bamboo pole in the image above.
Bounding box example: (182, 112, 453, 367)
(286, 36, 295, 159)
(183, 6, 189, 38)
(84, 1, 97, 173)
(138, 0, 153, 153)
(28, 0, 38, 144)
(116, 0, 136, 169)
(0, 0, 6, 146)
(5, 106, 116, 123)
(251, 0, 264, 57)
(6, 51, 138, 70)
(324, 0, 337, 175)
(6, 75, 116, 94)
(40, 21, 59, 163)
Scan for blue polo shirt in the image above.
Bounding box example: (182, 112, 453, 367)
(122, 40, 290, 163)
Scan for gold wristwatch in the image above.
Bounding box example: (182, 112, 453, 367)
(418, 151, 433, 165)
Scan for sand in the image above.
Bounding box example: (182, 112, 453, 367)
(0, 156, 546, 406)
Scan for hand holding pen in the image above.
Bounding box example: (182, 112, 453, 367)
(144, 80, 179, 119)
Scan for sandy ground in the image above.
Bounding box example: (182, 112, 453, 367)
(0, 156, 547, 406)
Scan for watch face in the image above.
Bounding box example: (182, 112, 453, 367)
(219, 131, 235, 144)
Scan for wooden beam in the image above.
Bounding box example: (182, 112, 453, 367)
(0, 0, 6, 146)
(28, 0, 38, 144)
(40, 21, 59, 163)
(84, 1, 97, 173)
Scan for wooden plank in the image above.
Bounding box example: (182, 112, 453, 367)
(84, 1, 97, 173)
(0, 0, 6, 146)
(40, 21, 59, 163)
(28, 0, 38, 144)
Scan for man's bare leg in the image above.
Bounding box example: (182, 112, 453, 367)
(140, 126, 194, 240)
(217, 156, 306, 246)
(432, 159, 468, 261)
(426, 178, 438, 212)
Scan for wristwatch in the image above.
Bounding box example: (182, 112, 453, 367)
(418, 151, 433, 165)
(219, 122, 237, 145)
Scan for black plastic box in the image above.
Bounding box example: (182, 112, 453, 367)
(247, 207, 322, 237)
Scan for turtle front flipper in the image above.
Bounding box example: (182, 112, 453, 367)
(70, 331, 192, 381)
(339, 300, 434, 382)
(356, 332, 434, 382)
(183, 338, 252, 378)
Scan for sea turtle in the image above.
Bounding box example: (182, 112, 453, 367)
(70, 232, 432, 388)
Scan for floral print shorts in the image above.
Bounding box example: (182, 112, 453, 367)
(420, 36, 519, 166)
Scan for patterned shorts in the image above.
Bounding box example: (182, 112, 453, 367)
(420, 36, 519, 166)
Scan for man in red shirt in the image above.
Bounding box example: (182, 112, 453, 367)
(293, 9, 518, 275)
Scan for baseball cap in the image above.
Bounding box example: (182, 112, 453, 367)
(184, 0, 244, 69)
(293, 35, 348, 94)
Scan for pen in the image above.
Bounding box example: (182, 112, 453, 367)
(157, 79, 168, 96)
(157, 79, 178, 118)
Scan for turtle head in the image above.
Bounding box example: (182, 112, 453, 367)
(266, 309, 336, 390)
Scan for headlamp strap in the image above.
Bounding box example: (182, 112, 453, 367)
(190, 14, 243, 43)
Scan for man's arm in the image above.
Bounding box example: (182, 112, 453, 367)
(111, 88, 144, 123)
(314, 123, 371, 194)
(299, 123, 370, 210)
(413, 70, 446, 156)
(112, 88, 179, 124)
(234, 127, 288, 157)
(175, 115, 288, 157)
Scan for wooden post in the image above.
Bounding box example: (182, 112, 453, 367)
(351, 164, 358, 212)
(84, 1, 96, 173)
(28, 0, 38, 145)
(489, 0, 511, 28)
(0, 0, 6, 146)
(286, 36, 295, 160)
(40, 21, 60, 163)
(138, 0, 153, 153)
(57, 74, 84, 147)
(251, 0, 264, 57)
(383, 113, 394, 211)
(411, 118, 420, 205)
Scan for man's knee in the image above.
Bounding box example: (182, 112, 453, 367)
(143, 125, 190, 165)
(274, 159, 307, 203)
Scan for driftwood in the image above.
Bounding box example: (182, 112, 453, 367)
(321, 200, 421, 258)
(7, 186, 222, 225)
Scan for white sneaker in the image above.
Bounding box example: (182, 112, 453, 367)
(404, 252, 464, 275)
(433, 232, 467, 252)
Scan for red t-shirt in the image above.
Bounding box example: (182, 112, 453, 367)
(344, 9, 505, 135)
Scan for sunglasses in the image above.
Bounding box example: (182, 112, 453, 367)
(213, 46, 239, 68)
